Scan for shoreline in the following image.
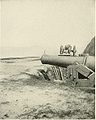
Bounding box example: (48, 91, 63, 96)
(0, 56, 40, 60)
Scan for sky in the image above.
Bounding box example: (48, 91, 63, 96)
(0, 0, 95, 57)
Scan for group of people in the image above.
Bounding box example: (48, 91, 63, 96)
(60, 44, 76, 56)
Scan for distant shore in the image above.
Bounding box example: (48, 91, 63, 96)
(0, 56, 40, 60)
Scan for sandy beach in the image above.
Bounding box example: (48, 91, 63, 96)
(0, 57, 95, 119)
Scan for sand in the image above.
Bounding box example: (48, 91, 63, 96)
(0, 58, 95, 119)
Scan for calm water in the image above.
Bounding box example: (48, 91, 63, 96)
(0, 47, 59, 58)
(0, 47, 44, 58)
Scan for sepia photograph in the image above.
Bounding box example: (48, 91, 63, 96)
(0, 0, 95, 119)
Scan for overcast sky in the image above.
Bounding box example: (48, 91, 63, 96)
(0, 0, 95, 56)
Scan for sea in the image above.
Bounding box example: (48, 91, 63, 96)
(0, 47, 58, 58)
